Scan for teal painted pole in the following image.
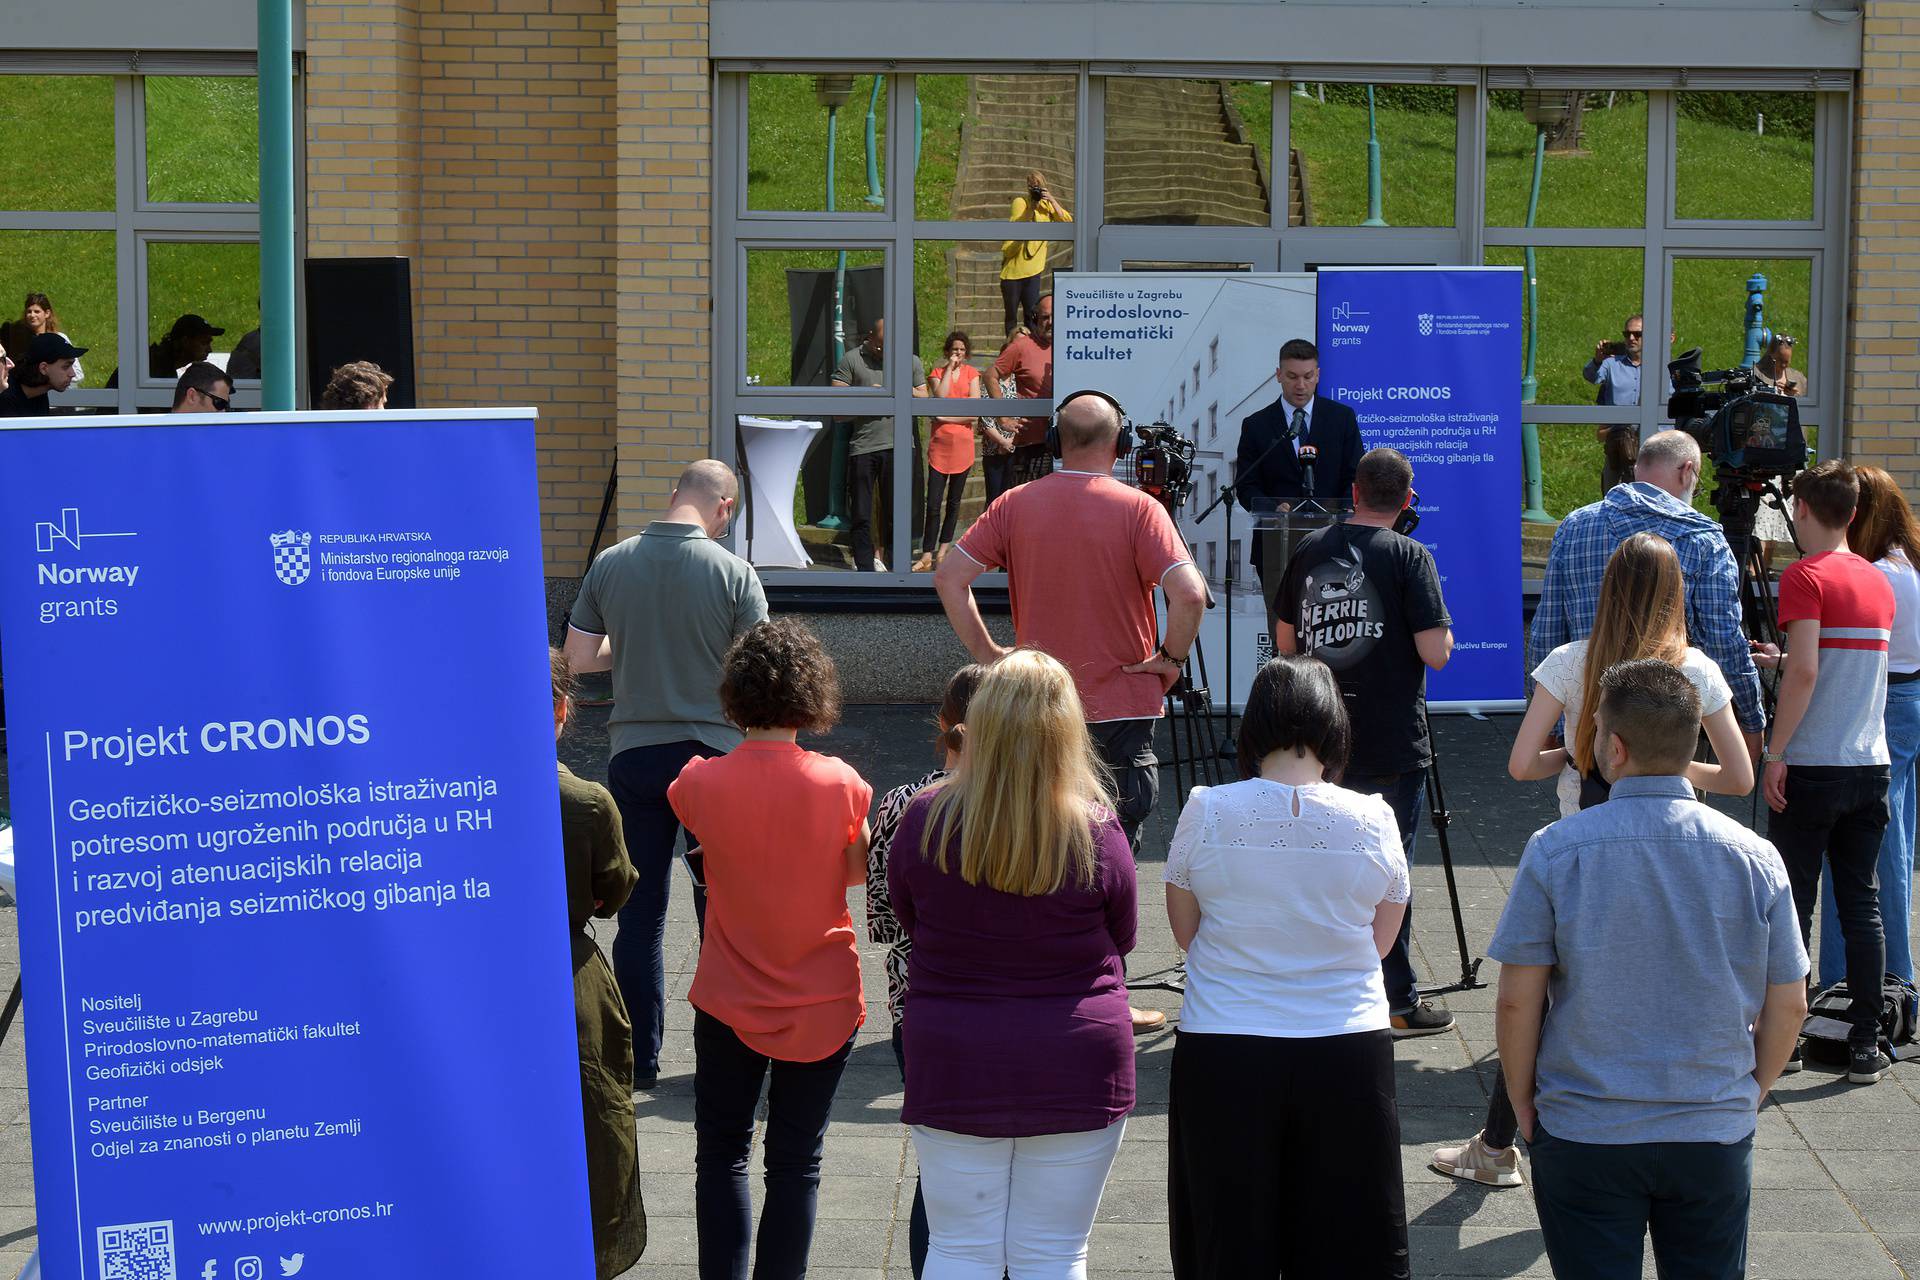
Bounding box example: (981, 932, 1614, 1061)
(1742, 272, 1769, 370)
(862, 76, 884, 206)
(821, 106, 848, 528)
(258, 0, 296, 409)
(914, 86, 923, 176)
(1521, 127, 1552, 523)
(1361, 86, 1388, 227)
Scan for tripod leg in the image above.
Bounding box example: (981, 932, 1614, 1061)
(1421, 717, 1485, 995)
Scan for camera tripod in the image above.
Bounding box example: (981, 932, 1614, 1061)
(1713, 470, 1799, 824)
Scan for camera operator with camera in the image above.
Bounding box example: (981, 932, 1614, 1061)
(1272, 447, 1458, 1039)
(1531, 430, 1768, 767)
(935, 390, 1208, 1033)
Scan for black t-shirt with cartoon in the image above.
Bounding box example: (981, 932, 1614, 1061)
(1276, 522, 1451, 776)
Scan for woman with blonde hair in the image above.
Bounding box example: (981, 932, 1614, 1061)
(1431, 531, 1753, 1191)
(1812, 464, 1920, 986)
(1513, 530, 1753, 815)
(889, 649, 1135, 1279)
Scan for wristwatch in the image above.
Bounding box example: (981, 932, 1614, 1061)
(1762, 749, 1786, 764)
(1156, 643, 1188, 666)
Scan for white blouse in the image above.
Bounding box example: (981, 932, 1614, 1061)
(1164, 779, 1409, 1039)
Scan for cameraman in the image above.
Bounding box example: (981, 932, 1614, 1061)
(1531, 430, 1766, 762)
(1273, 447, 1457, 1037)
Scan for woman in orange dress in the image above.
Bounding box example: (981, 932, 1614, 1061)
(915, 330, 998, 572)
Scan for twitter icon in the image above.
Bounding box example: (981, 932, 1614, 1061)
(278, 1256, 305, 1277)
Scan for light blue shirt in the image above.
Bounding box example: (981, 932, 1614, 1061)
(1581, 354, 1673, 408)
(1488, 776, 1808, 1145)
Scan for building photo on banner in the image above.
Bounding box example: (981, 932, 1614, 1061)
(0, 410, 600, 1280)
(1054, 268, 1523, 711)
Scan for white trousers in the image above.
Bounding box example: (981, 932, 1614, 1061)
(911, 1118, 1127, 1280)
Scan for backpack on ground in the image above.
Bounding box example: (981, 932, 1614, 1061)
(1800, 974, 1920, 1066)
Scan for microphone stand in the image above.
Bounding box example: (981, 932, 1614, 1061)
(1190, 431, 1290, 747)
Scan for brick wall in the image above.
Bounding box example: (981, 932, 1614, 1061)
(1849, 1, 1920, 492)
(614, 0, 713, 538)
(305, 0, 622, 578)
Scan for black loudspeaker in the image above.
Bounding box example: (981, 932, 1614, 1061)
(304, 256, 417, 409)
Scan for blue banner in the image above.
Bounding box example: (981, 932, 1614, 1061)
(0, 411, 593, 1279)
(1316, 268, 1525, 707)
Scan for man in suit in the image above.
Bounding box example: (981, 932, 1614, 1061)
(1235, 337, 1365, 634)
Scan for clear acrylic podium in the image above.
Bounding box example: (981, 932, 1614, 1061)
(1248, 502, 1344, 612)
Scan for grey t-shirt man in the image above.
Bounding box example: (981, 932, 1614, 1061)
(1489, 775, 1808, 1144)
(569, 522, 768, 755)
(833, 343, 928, 457)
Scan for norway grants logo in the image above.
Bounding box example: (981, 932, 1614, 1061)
(1417, 313, 1435, 337)
(270, 529, 312, 585)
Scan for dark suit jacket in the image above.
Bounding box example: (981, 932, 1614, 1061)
(1234, 394, 1364, 572)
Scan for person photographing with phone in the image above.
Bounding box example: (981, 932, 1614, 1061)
(1584, 313, 1675, 494)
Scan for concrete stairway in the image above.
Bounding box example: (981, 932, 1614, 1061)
(1104, 78, 1281, 227)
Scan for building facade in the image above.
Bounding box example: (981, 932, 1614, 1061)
(8, 1, 1916, 681)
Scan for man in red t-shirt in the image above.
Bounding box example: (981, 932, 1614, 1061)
(989, 295, 1055, 499)
(1761, 461, 1897, 1083)
(933, 390, 1208, 842)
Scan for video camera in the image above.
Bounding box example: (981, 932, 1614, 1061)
(1127, 422, 1198, 512)
(1666, 347, 1806, 477)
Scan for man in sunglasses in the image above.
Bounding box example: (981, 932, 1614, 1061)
(1584, 313, 1674, 494)
(171, 361, 234, 413)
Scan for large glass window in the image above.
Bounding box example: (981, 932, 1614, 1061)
(0, 229, 118, 388)
(918, 74, 1077, 222)
(1675, 91, 1816, 222)
(145, 241, 261, 383)
(1288, 82, 1456, 227)
(0, 75, 115, 211)
(1484, 90, 1646, 229)
(1485, 246, 1646, 407)
(146, 77, 260, 205)
(742, 248, 886, 388)
(746, 74, 888, 213)
(1103, 79, 1273, 227)
(1671, 257, 1813, 390)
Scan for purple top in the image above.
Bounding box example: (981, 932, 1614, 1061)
(888, 791, 1137, 1137)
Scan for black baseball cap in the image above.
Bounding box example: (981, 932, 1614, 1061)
(166, 314, 225, 339)
(25, 332, 86, 364)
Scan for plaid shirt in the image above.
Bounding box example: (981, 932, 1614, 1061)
(1529, 482, 1764, 731)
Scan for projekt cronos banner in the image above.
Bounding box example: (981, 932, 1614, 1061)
(0, 410, 594, 1279)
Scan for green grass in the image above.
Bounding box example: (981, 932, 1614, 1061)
(747, 74, 890, 214)
(1486, 93, 1647, 228)
(0, 75, 262, 389)
(1676, 95, 1815, 221)
(1285, 87, 1456, 227)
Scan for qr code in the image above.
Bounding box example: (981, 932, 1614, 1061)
(1255, 632, 1275, 667)
(98, 1220, 177, 1280)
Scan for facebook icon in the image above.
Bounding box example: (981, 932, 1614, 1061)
(201, 1262, 220, 1280)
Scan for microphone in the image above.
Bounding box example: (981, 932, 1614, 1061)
(1298, 443, 1319, 500)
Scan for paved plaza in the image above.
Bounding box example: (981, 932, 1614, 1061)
(2, 704, 1919, 1277)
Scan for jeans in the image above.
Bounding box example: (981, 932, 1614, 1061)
(1820, 680, 1920, 986)
(849, 450, 892, 571)
(694, 1009, 855, 1280)
(608, 741, 714, 1077)
(982, 450, 1016, 504)
(889, 1028, 931, 1279)
(1169, 1029, 1407, 1279)
(1769, 764, 1891, 1045)
(921, 466, 968, 554)
(999, 275, 1042, 336)
(1346, 769, 1428, 1014)
(912, 1119, 1126, 1280)
(1528, 1124, 1752, 1280)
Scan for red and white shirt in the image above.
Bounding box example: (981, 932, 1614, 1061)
(1778, 550, 1895, 767)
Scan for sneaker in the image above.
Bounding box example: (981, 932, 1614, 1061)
(1781, 1039, 1804, 1075)
(1431, 1131, 1524, 1188)
(1390, 1000, 1456, 1038)
(1849, 1045, 1892, 1085)
(1130, 1006, 1167, 1035)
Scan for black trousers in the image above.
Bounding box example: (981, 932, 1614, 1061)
(982, 450, 1016, 503)
(1088, 718, 1159, 848)
(693, 1009, 855, 1280)
(1530, 1124, 1752, 1280)
(608, 741, 714, 1077)
(848, 450, 892, 571)
(1769, 764, 1891, 1044)
(1000, 275, 1042, 335)
(1169, 1029, 1408, 1280)
(921, 466, 967, 554)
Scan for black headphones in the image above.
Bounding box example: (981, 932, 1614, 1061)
(1045, 389, 1135, 459)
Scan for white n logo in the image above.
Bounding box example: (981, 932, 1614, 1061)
(34, 507, 136, 553)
